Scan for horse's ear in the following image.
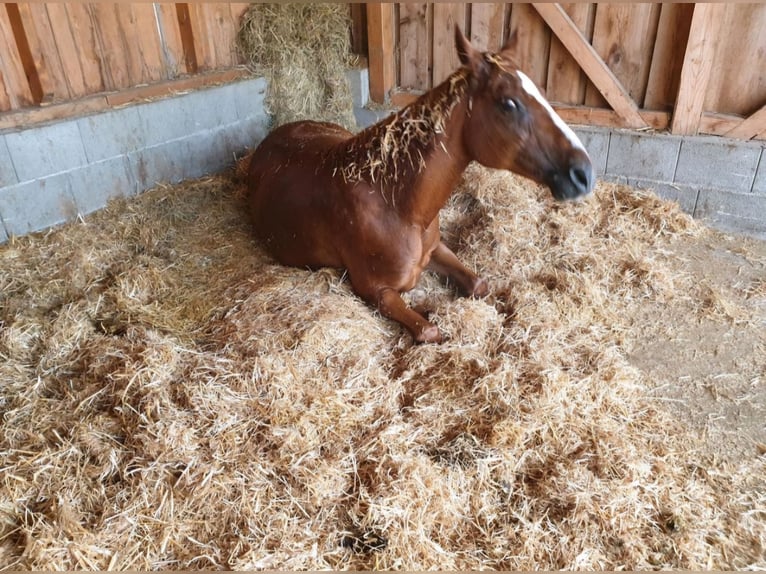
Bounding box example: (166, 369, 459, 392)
(455, 25, 476, 66)
(454, 25, 487, 81)
(500, 29, 519, 59)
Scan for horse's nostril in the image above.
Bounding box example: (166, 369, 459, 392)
(569, 164, 593, 195)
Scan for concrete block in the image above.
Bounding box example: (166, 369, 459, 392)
(573, 126, 609, 175)
(5, 121, 87, 181)
(695, 187, 766, 239)
(599, 174, 628, 186)
(136, 87, 236, 148)
(213, 117, 269, 164)
(231, 77, 269, 121)
(0, 174, 77, 237)
(183, 85, 240, 128)
(626, 178, 699, 215)
(354, 106, 393, 130)
(184, 129, 233, 180)
(76, 106, 143, 162)
(0, 219, 8, 244)
(675, 136, 762, 193)
(0, 135, 18, 187)
(128, 139, 188, 190)
(607, 130, 680, 181)
(752, 149, 766, 196)
(346, 68, 369, 108)
(68, 156, 135, 215)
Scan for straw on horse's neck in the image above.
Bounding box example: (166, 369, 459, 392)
(340, 67, 470, 203)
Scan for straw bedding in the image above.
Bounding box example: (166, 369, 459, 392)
(1, 163, 764, 569)
(237, 3, 357, 131)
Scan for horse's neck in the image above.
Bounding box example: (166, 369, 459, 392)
(342, 70, 471, 226)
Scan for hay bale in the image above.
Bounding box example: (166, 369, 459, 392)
(0, 166, 765, 570)
(237, 3, 356, 130)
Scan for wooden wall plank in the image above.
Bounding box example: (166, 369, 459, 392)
(584, 3, 660, 108)
(40, 3, 85, 98)
(186, 4, 213, 70)
(0, 5, 34, 110)
(88, 4, 130, 90)
(118, 4, 165, 85)
(532, 3, 646, 129)
(187, 4, 242, 70)
(154, 3, 186, 78)
(398, 3, 430, 90)
(546, 3, 594, 105)
(0, 70, 11, 112)
(15, 3, 70, 104)
(508, 4, 551, 90)
(350, 4, 368, 56)
(703, 3, 766, 116)
(644, 3, 694, 112)
(367, 3, 395, 102)
(45, 4, 103, 98)
(470, 3, 506, 53)
(671, 3, 724, 135)
(432, 3, 466, 85)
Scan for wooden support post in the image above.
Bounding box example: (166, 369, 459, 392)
(670, 3, 723, 135)
(532, 3, 647, 129)
(367, 3, 394, 104)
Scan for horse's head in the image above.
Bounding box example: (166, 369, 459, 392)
(455, 26, 594, 201)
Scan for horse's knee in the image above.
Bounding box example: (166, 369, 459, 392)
(375, 286, 442, 344)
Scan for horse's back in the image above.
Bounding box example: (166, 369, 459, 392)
(247, 120, 355, 268)
(251, 120, 352, 158)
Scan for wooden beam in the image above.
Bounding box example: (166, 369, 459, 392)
(724, 103, 766, 140)
(554, 104, 669, 132)
(366, 3, 395, 104)
(698, 112, 742, 137)
(0, 68, 249, 131)
(531, 3, 647, 129)
(670, 3, 723, 135)
(699, 111, 766, 141)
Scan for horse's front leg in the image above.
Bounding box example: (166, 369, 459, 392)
(428, 242, 489, 298)
(378, 287, 442, 343)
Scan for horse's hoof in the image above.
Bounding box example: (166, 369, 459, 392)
(415, 324, 442, 344)
(471, 277, 489, 298)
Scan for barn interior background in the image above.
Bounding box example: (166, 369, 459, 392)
(0, 2, 765, 571)
(0, 2, 765, 240)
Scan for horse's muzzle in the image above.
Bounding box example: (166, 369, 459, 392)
(548, 155, 595, 201)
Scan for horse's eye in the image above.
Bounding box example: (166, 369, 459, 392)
(500, 97, 522, 114)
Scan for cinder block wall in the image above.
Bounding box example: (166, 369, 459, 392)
(574, 127, 766, 240)
(0, 77, 269, 243)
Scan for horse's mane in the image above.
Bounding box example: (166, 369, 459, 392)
(338, 67, 470, 193)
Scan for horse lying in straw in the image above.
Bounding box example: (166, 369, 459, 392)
(247, 26, 594, 343)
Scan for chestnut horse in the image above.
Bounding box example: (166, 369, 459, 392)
(247, 26, 594, 343)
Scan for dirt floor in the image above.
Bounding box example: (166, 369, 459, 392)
(627, 233, 766, 463)
(0, 165, 764, 569)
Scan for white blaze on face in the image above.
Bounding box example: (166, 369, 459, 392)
(517, 71, 589, 157)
